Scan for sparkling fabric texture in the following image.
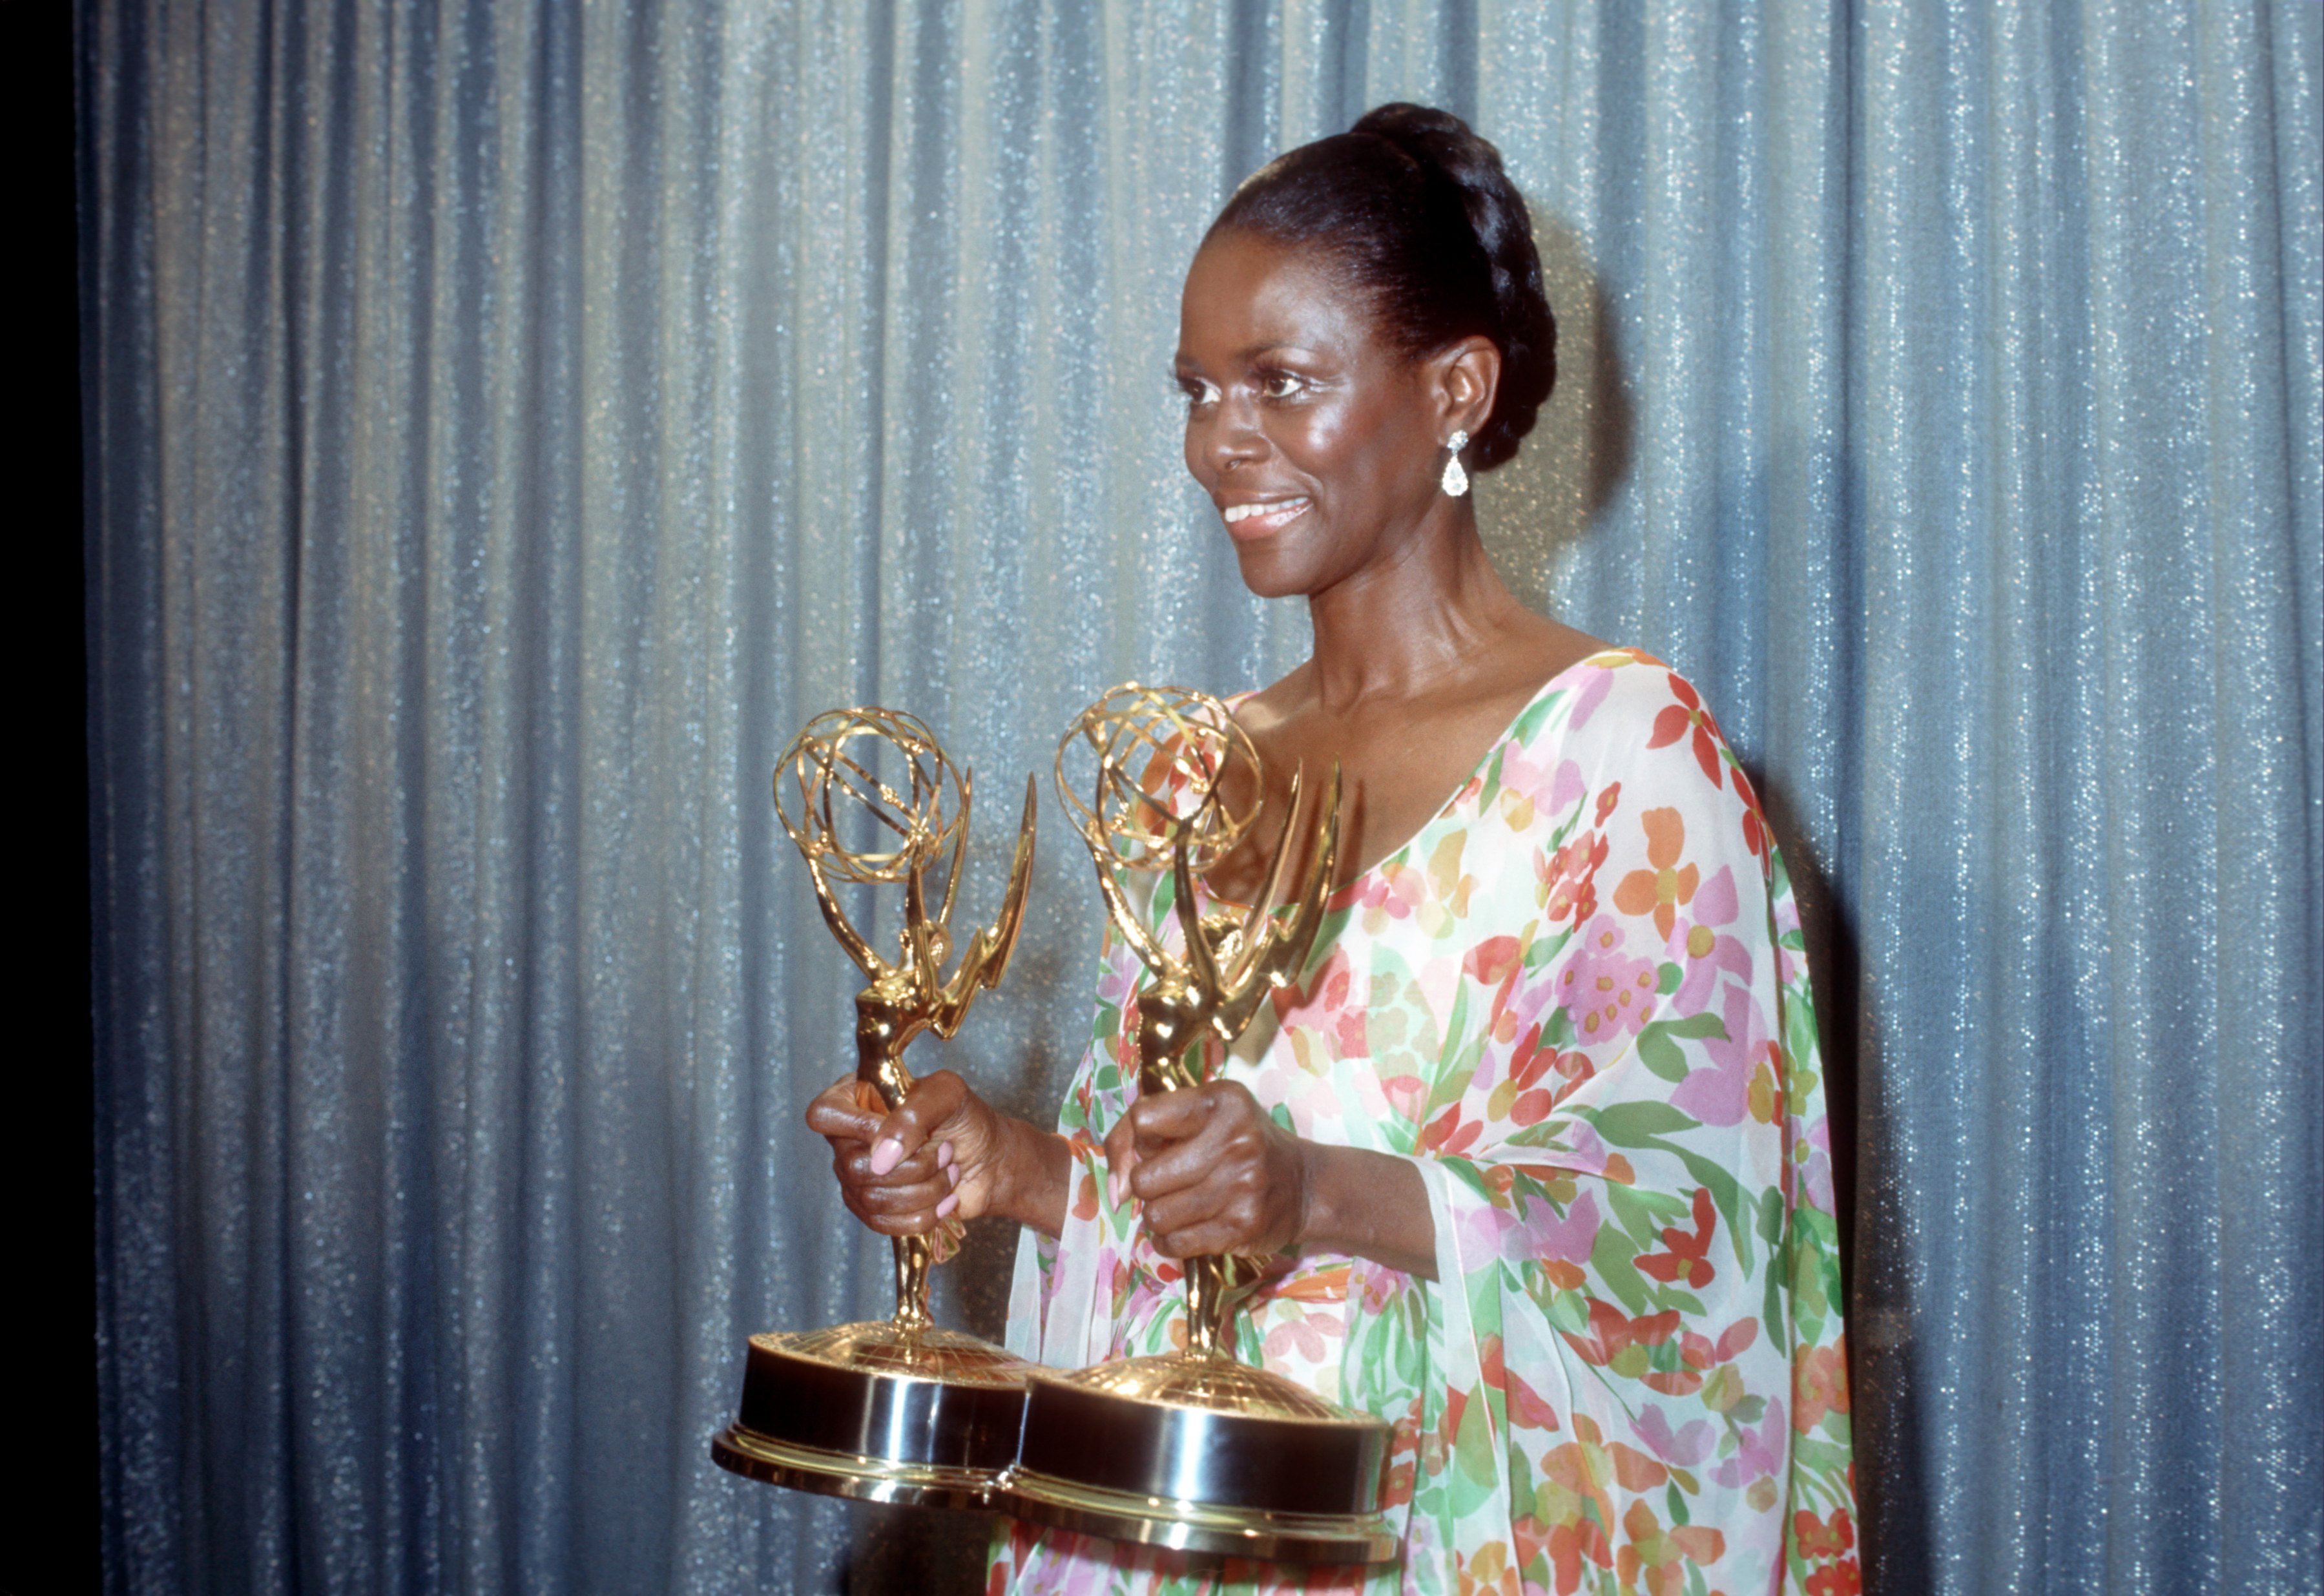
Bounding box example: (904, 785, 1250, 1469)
(84, 4, 2321, 1594)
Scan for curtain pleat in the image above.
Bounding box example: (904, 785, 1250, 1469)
(86, 3, 2321, 1591)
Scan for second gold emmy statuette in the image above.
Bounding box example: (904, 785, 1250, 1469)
(997, 685, 1396, 1564)
(711, 709, 1036, 1509)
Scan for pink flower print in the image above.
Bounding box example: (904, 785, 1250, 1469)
(1540, 1188, 1603, 1267)
(1274, 946, 1365, 1059)
(1710, 1398, 1787, 1488)
(1630, 1404, 1714, 1466)
(1557, 916, 1657, 1044)
(1496, 749, 1582, 832)
(1668, 865, 1753, 1015)
(1788, 1108, 1836, 1214)
(1262, 1307, 1341, 1363)
(1550, 758, 1586, 816)
(1381, 1073, 1427, 1124)
(1354, 1259, 1403, 1314)
(1458, 1197, 1519, 1263)
(1557, 1119, 1623, 1182)
(1568, 661, 1615, 730)
(1352, 859, 1428, 935)
(1672, 984, 1765, 1128)
(1094, 948, 1139, 1008)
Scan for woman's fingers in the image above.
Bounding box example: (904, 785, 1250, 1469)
(804, 1072, 884, 1144)
(1101, 1116, 1143, 1205)
(830, 1136, 951, 1232)
(1108, 1081, 1303, 1257)
(866, 1069, 970, 1173)
(1123, 1084, 1250, 1197)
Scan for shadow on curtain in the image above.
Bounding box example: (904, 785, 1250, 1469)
(85, 2, 2320, 1592)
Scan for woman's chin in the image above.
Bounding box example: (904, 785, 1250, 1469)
(1229, 538, 1316, 601)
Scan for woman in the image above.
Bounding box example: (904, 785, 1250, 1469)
(809, 105, 1859, 1596)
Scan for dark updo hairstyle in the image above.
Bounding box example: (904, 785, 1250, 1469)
(1208, 103, 1555, 472)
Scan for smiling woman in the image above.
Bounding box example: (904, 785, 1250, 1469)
(808, 104, 1860, 1596)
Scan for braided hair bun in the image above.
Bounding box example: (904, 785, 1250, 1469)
(1209, 103, 1555, 471)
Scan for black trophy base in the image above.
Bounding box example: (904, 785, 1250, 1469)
(997, 1355, 1397, 1564)
(711, 1320, 1032, 1511)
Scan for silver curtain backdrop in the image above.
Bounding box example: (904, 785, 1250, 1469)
(85, 2, 2321, 1592)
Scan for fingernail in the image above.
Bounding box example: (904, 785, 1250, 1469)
(945, 1164, 960, 1188)
(935, 1192, 959, 1219)
(868, 1138, 904, 1176)
(937, 1141, 955, 1168)
(1107, 1168, 1123, 1207)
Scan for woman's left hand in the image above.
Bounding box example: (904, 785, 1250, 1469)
(1105, 1080, 1311, 1259)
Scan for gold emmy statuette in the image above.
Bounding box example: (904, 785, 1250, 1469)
(711, 708, 1037, 1510)
(997, 685, 1395, 1565)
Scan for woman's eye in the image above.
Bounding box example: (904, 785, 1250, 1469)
(1259, 371, 1307, 400)
(1180, 378, 1220, 408)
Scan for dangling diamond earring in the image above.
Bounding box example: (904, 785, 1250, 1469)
(1440, 429, 1471, 498)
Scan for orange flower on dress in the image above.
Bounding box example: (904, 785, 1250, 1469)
(1807, 1562, 1865, 1596)
(1614, 1499, 1726, 1596)
(1613, 807, 1700, 939)
(1636, 1186, 1719, 1289)
(1546, 1518, 1611, 1594)
(1559, 1298, 1681, 1370)
(1794, 1506, 1854, 1560)
(1731, 758, 1772, 864)
(1646, 672, 1727, 789)
(1794, 1338, 1852, 1433)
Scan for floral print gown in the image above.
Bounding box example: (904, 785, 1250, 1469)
(990, 650, 1860, 1596)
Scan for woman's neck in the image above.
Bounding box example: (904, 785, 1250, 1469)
(1302, 504, 1530, 713)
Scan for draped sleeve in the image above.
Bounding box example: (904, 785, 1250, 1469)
(1370, 651, 1860, 1595)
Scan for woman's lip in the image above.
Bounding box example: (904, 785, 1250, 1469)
(1219, 496, 1312, 538)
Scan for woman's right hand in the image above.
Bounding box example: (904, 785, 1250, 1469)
(804, 1069, 1066, 1238)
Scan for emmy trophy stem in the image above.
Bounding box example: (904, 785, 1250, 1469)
(860, 1031, 952, 1329)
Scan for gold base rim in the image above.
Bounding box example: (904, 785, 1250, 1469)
(997, 1466, 1398, 1566)
(711, 1424, 1001, 1511)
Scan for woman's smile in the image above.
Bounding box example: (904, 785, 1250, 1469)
(1219, 495, 1312, 537)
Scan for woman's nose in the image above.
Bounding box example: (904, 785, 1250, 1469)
(1201, 394, 1265, 476)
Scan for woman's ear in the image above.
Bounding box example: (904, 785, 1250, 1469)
(1430, 336, 1502, 440)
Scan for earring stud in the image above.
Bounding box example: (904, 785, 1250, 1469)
(1440, 429, 1471, 498)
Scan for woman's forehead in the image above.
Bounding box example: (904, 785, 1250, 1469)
(1177, 231, 1373, 361)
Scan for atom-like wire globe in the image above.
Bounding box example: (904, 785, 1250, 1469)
(776, 708, 967, 886)
(1053, 683, 1261, 874)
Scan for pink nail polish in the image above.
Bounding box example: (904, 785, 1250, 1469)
(935, 1192, 959, 1219)
(868, 1137, 904, 1176)
(937, 1141, 955, 1168)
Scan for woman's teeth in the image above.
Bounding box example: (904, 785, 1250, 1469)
(1222, 497, 1311, 526)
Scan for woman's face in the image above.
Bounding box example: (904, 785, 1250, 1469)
(1176, 229, 1463, 601)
